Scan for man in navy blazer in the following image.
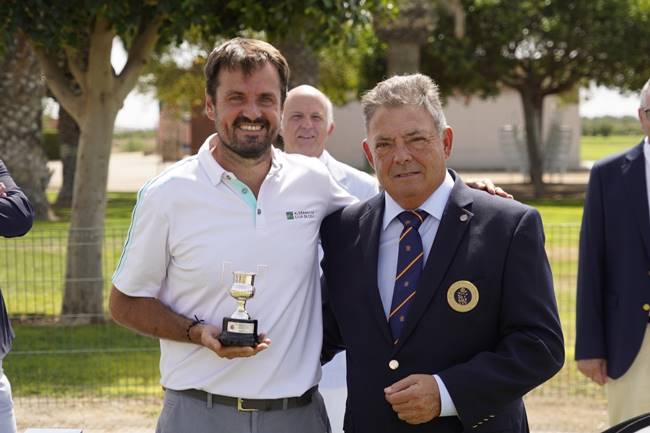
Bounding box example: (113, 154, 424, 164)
(576, 78, 650, 425)
(320, 74, 564, 432)
(0, 159, 34, 433)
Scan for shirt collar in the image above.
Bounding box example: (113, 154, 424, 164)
(198, 134, 226, 186)
(382, 170, 454, 231)
(198, 133, 284, 186)
(318, 150, 332, 167)
(644, 137, 650, 164)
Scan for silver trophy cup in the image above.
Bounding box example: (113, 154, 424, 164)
(218, 271, 259, 347)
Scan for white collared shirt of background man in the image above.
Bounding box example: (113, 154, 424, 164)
(318, 150, 379, 201)
(377, 170, 458, 416)
(113, 134, 355, 399)
(644, 137, 650, 222)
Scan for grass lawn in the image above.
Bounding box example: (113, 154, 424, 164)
(2, 193, 159, 398)
(527, 199, 583, 225)
(1, 193, 137, 317)
(6, 323, 160, 398)
(581, 134, 641, 161)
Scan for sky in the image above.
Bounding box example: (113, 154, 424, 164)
(579, 84, 640, 118)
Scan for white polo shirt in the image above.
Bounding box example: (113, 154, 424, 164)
(113, 134, 355, 398)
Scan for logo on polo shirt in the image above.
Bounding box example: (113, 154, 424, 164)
(286, 210, 316, 220)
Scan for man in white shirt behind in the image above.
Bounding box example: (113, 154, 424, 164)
(281, 85, 379, 200)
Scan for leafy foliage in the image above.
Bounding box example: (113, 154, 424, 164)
(424, 0, 650, 97)
(419, 0, 650, 194)
(318, 23, 387, 104)
(1, 0, 382, 68)
(138, 2, 387, 110)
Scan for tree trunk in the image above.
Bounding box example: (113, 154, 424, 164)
(55, 105, 79, 207)
(374, 0, 435, 75)
(387, 40, 421, 75)
(519, 90, 545, 197)
(0, 33, 52, 219)
(35, 15, 162, 320)
(274, 36, 319, 88)
(61, 107, 117, 323)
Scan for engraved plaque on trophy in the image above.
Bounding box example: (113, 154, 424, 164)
(218, 271, 259, 347)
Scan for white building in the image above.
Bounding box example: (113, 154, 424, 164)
(326, 88, 580, 173)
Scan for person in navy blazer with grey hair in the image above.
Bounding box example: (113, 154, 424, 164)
(576, 78, 650, 426)
(0, 159, 34, 433)
(320, 74, 564, 433)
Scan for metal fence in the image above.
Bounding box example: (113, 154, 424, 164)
(1, 224, 607, 430)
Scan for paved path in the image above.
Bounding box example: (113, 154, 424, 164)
(47, 152, 590, 193)
(47, 152, 176, 193)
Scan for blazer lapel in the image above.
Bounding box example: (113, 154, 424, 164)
(358, 193, 394, 344)
(623, 141, 650, 260)
(393, 173, 474, 352)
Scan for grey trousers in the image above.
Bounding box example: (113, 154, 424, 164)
(156, 388, 332, 433)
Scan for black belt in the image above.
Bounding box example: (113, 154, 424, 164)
(168, 386, 316, 411)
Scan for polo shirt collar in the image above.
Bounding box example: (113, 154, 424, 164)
(198, 134, 226, 186)
(198, 133, 284, 186)
(382, 170, 454, 230)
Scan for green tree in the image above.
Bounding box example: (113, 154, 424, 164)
(422, 0, 650, 196)
(1, 0, 381, 320)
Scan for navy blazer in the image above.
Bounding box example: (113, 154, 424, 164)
(0, 159, 33, 358)
(576, 141, 650, 378)
(320, 171, 564, 433)
(0, 160, 34, 238)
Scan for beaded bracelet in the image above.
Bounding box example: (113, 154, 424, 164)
(186, 315, 205, 341)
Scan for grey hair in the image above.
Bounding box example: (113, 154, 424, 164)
(641, 78, 650, 108)
(361, 74, 447, 137)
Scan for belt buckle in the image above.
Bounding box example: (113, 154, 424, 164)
(237, 397, 258, 412)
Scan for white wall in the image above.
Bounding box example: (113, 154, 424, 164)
(326, 89, 581, 171)
(326, 101, 369, 170)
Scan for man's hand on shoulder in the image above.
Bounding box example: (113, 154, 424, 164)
(577, 358, 608, 385)
(190, 323, 271, 359)
(466, 178, 513, 199)
(384, 374, 441, 424)
(0, 182, 6, 198)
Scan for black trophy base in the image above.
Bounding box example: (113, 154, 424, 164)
(218, 317, 259, 347)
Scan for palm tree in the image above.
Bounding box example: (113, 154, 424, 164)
(0, 33, 51, 219)
(375, 0, 464, 75)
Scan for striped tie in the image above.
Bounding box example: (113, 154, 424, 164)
(388, 209, 428, 343)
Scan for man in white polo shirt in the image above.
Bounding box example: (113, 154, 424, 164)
(109, 38, 354, 433)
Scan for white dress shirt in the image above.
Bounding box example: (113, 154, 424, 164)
(636, 139, 650, 324)
(319, 150, 379, 200)
(377, 171, 458, 417)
